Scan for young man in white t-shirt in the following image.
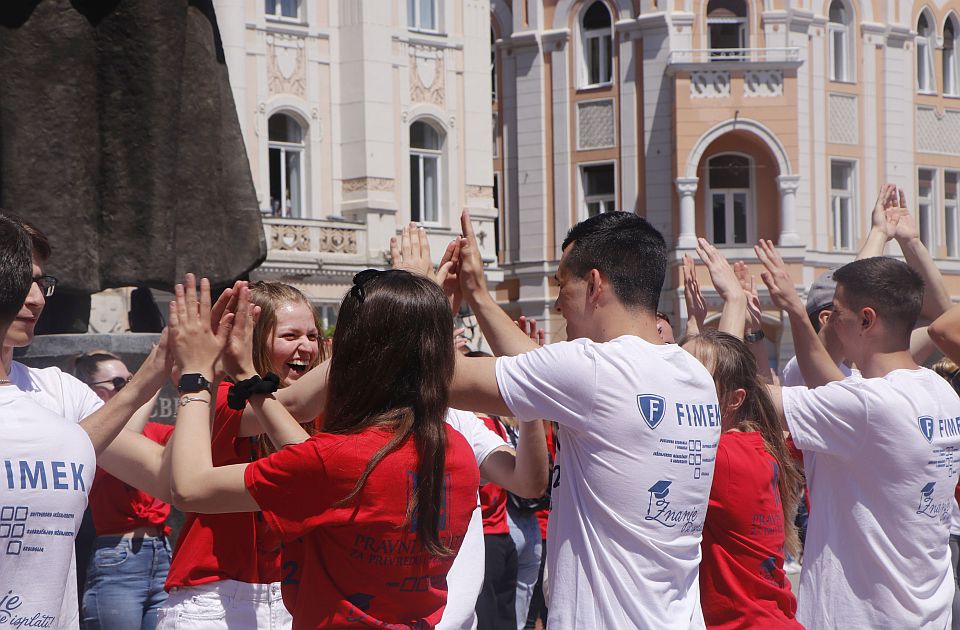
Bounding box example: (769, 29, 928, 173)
(450, 211, 722, 629)
(757, 240, 960, 628)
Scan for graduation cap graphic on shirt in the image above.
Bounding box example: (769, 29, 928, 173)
(648, 480, 672, 499)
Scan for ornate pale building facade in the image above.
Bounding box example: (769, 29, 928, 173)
(212, 0, 960, 364)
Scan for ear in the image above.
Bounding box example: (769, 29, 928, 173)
(724, 388, 748, 414)
(860, 307, 878, 333)
(586, 268, 604, 306)
(818, 309, 831, 328)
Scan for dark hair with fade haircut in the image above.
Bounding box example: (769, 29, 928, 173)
(560, 211, 666, 312)
(0, 213, 33, 324)
(7, 214, 51, 262)
(832, 256, 924, 338)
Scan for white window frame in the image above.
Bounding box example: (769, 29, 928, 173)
(407, 0, 440, 34)
(492, 112, 499, 159)
(268, 114, 307, 218)
(707, 16, 748, 59)
(945, 170, 960, 257)
(579, 161, 617, 220)
(264, 0, 302, 23)
(945, 17, 960, 97)
(918, 167, 938, 250)
(918, 13, 937, 94)
(705, 153, 754, 246)
(829, 159, 856, 251)
(578, 4, 614, 90)
(828, 1, 854, 82)
(410, 121, 444, 225)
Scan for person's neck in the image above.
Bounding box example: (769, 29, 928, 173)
(591, 309, 661, 344)
(0, 339, 12, 381)
(853, 349, 917, 379)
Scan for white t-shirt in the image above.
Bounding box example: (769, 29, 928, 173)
(496, 336, 720, 629)
(782, 369, 960, 628)
(0, 386, 96, 629)
(438, 409, 509, 630)
(9, 361, 103, 423)
(781, 355, 857, 387)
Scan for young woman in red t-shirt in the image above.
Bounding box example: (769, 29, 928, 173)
(682, 328, 803, 629)
(166, 271, 478, 629)
(159, 281, 325, 628)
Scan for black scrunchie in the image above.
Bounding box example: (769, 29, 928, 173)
(350, 268, 383, 305)
(227, 373, 280, 410)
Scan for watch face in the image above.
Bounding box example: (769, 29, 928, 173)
(178, 373, 211, 393)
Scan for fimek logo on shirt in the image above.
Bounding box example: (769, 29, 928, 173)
(637, 395, 666, 430)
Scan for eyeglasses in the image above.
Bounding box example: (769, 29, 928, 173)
(90, 375, 132, 391)
(33, 275, 58, 297)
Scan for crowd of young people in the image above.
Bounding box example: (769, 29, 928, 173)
(1, 179, 960, 629)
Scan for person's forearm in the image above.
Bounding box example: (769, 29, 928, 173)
(98, 430, 171, 502)
(169, 379, 218, 507)
(249, 395, 311, 449)
(80, 367, 165, 456)
(512, 419, 549, 498)
(899, 236, 952, 320)
(467, 291, 540, 357)
(788, 307, 845, 386)
(236, 361, 331, 433)
(717, 294, 747, 339)
(856, 227, 888, 260)
(124, 392, 159, 435)
(765, 384, 788, 431)
(746, 337, 770, 379)
(930, 305, 960, 364)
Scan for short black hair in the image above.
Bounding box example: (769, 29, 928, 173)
(0, 212, 33, 325)
(560, 212, 666, 312)
(832, 257, 923, 339)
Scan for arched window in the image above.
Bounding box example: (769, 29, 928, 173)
(410, 121, 443, 223)
(707, 0, 748, 58)
(579, 1, 613, 88)
(706, 154, 752, 245)
(917, 11, 936, 93)
(828, 1, 853, 82)
(268, 113, 305, 218)
(944, 16, 959, 96)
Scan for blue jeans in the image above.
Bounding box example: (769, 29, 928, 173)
(82, 535, 172, 630)
(506, 504, 542, 630)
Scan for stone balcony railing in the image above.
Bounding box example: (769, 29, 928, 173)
(668, 47, 802, 71)
(262, 216, 370, 270)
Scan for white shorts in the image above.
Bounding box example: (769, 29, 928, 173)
(157, 580, 292, 630)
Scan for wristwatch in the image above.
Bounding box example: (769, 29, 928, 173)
(744, 329, 766, 343)
(178, 373, 213, 394)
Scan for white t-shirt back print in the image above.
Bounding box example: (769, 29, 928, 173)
(0, 386, 95, 630)
(496, 335, 720, 629)
(782, 368, 960, 628)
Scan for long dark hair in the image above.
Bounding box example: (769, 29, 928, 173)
(324, 270, 455, 556)
(682, 328, 802, 556)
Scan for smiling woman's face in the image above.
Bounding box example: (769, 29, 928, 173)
(269, 301, 320, 388)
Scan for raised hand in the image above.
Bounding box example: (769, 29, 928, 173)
(754, 240, 804, 317)
(870, 184, 899, 241)
(885, 188, 919, 243)
(734, 260, 763, 334)
(516, 316, 546, 346)
(437, 238, 462, 315)
(682, 254, 707, 334)
(390, 223, 433, 278)
(457, 210, 489, 301)
(168, 274, 231, 377)
(695, 238, 742, 303)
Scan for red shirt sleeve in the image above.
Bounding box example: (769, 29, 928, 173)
(244, 436, 340, 542)
(143, 421, 175, 446)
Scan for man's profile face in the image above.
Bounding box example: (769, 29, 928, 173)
(5, 252, 45, 349)
(553, 245, 589, 340)
(826, 285, 861, 359)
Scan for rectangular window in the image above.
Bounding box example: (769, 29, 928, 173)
(829, 25, 848, 82)
(265, 0, 300, 21)
(408, 0, 438, 32)
(946, 171, 959, 257)
(918, 168, 937, 250)
(830, 161, 855, 251)
(410, 154, 440, 223)
(708, 18, 747, 59)
(492, 113, 499, 159)
(581, 163, 616, 218)
(584, 32, 612, 86)
(918, 39, 934, 92)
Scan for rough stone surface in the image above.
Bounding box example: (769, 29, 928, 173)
(0, 0, 266, 293)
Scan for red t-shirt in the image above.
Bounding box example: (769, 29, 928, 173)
(700, 432, 801, 629)
(166, 382, 303, 589)
(245, 425, 478, 630)
(89, 422, 175, 536)
(535, 423, 556, 541)
(477, 415, 509, 536)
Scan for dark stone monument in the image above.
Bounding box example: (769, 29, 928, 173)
(0, 0, 266, 332)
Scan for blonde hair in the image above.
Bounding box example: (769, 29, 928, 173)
(933, 357, 960, 396)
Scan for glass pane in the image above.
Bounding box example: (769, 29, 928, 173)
(286, 150, 301, 217)
(269, 114, 303, 143)
(423, 156, 439, 222)
(407, 0, 416, 27)
(919, 204, 931, 247)
(832, 30, 845, 80)
(419, 0, 436, 30)
(919, 13, 930, 35)
(587, 201, 601, 218)
(280, 0, 297, 18)
(709, 22, 744, 51)
(919, 169, 934, 199)
(712, 194, 727, 244)
(829, 0, 845, 23)
(410, 121, 441, 150)
(830, 162, 850, 191)
(583, 2, 611, 30)
(269, 147, 282, 216)
(707, 0, 747, 18)
(410, 155, 421, 222)
(708, 154, 750, 189)
(265, 0, 275, 16)
(588, 36, 601, 84)
(839, 198, 851, 249)
(583, 164, 615, 196)
(947, 172, 959, 200)
(603, 35, 613, 82)
(919, 42, 930, 90)
(733, 193, 747, 243)
(947, 204, 958, 257)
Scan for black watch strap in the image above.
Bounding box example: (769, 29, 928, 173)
(178, 373, 212, 394)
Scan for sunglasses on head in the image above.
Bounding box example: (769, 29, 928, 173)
(91, 375, 132, 391)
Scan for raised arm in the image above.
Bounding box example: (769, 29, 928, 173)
(756, 240, 845, 386)
(856, 184, 898, 260)
(681, 254, 707, 337)
(735, 260, 772, 379)
(930, 305, 960, 364)
(889, 189, 952, 322)
(696, 238, 746, 338)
